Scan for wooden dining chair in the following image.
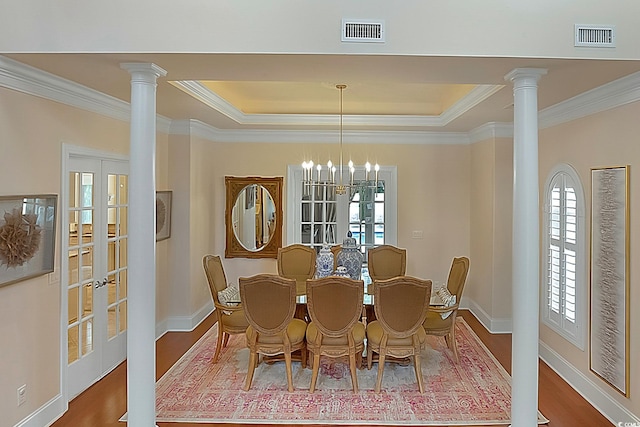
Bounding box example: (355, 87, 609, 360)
(423, 256, 469, 362)
(367, 276, 432, 393)
(202, 255, 249, 363)
(367, 245, 407, 291)
(277, 244, 316, 295)
(239, 274, 307, 392)
(305, 276, 365, 392)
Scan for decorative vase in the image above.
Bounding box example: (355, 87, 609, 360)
(315, 244, 334, 278)
(336, 231, 363, 280)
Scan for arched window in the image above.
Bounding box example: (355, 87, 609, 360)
(542, 164, 586, 349)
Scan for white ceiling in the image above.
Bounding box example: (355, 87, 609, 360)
(5, 53, 640, 135)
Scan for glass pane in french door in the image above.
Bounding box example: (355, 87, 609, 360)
(67, 172, 95, 364)
(106, 174, 128, 340)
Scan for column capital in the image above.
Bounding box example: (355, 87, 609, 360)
(504, 68, 547, 84)
(120, 62, 167, 80)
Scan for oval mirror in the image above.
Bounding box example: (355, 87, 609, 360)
(231, 184, 276, 251)
(225, 176, 283, 258)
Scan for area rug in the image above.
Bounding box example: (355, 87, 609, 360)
(125, 318, 547, 425)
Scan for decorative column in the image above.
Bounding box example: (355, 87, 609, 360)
(121, 62, 167, 427)
(504, 68, 547, 427)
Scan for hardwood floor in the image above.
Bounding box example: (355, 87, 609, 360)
(52, 310, 613, 427)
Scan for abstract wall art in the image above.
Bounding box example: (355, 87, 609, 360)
(590, 165, 630, 396)
(0, 195, 57, 287)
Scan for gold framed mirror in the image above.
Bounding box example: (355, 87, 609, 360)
(225, 176, 283, 258)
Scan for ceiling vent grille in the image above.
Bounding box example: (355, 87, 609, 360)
(342, 19, 385, 43)
(575, 24, 615, 47)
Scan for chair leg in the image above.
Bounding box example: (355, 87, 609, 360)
(301, 345, 307, 369)
(284, 351, 294, 392)
(367, 345, 373, 370)
(413, 353, 425, 393)
(213, 328, 224, 363)
(448, 323, 459, 363)
(222, 332, 230, 348)
(375, 351, 386, 393)
(309, 352, 321, 393)
(348, 351, 359, 393)
(244, 351, 258, 391)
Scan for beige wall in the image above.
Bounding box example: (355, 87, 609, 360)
(0, 87, 130, 425)
(3, 71, 638, 424)
(201, 139, 471, 288)
(469, 138, 514, 325)
(3, 1, 640, 59)
(539, 101, 640, 416)
(470, 140, 497, 316)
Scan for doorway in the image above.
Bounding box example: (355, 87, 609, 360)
(62, 146, 129, 399)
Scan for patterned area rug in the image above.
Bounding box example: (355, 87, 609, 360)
(130, 318, 547, 425)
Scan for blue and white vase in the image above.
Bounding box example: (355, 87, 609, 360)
(336, 231, 363, 280)
(315, 244, 334, 278)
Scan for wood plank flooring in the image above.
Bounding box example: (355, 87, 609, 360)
(51, 310, 613, 427)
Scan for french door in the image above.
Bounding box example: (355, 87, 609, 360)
(65, 154, 129, 398)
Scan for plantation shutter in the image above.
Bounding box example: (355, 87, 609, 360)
(546, 175, 578, 335)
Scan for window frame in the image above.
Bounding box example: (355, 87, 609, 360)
(541, 163, 586, 349)
(286, 164, 397, 250)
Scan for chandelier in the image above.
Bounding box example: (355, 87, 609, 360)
(301, 84, 380, 196)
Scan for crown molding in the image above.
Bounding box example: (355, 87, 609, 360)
(0, 55, 131, 122)
(2, 55, 639, 146)
(539, 71, 640, 129)
(173, 119, 470, 145)
(0, 55, 173, 132)
(440, 85, 505, 125)
(169, 79, 503, 128)
(469, 122, 514, 143)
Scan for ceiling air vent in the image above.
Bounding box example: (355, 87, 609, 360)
(342, 19, 385, 43)
(575, 24, 616, 47)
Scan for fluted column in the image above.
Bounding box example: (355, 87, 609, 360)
(504, 67, 547, 427)
(121, 62, 167, 427)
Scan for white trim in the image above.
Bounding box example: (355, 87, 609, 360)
(468, 122, 514, 143)
(0, 56, 131, 122)
(539, 341, 640, 425)
(466, 298, 513, 334)
(541, 163, 587, 350)
(59, 144, 129, 408)
(169, 80, 503, 128)
(173, 119, 471, 145)
(13, 394, 66, 427)
(155, 301, 214, 339)
(3, 55, 640, 146)
(285, 164, 397, 247)
(539, 71, 640, 129)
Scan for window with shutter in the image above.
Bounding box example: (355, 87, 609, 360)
(542, 164, 585, 349)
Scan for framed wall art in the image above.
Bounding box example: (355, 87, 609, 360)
(0, 194, 57, 288)
(156, 191, 172, 241)
(589, 165, 630, 396)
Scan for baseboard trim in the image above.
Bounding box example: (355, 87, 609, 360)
(14, 393, 65, 427)
(465, 298, 512, 334)
(156, 301, 214, 339)
(539, 341, 639, 424)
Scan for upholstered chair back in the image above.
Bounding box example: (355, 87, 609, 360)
(277, 244, 316, 294)
(373, 276, 432, 338)
(239, 274, 296, 336)
(367, 245, 407, 281)
(306, 277, 364, 337)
